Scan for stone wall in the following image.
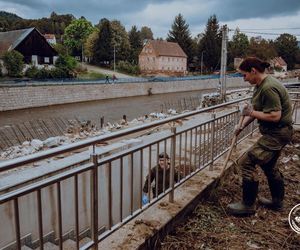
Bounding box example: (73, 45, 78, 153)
(0, 78, 247, 111)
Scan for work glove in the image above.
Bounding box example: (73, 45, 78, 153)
(241, 103, 253, 116)
(142, 193, 149, 205)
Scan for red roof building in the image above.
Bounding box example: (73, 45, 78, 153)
(139, 40, 187, 76)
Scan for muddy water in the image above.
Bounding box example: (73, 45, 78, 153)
(0, 90, 213, 127)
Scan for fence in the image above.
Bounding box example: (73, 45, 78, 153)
(0, 74, 245, 87)
(0, 93, 299, 250)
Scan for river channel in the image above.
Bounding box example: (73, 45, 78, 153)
(0, 89, 214, 127)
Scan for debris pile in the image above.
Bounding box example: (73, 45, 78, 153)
(0, 110, 180, 161)
(0, 90, 250, 161)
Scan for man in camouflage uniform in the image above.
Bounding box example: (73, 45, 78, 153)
(227, 57, 293, 216)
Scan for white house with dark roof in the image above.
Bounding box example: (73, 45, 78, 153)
(139, 40, 187, 76)
(44, 33, 57, 45)
(0, 27, 58, 74)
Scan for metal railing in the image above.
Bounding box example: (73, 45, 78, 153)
(0, 93, 299, 250)
(0, 74, 246, 87)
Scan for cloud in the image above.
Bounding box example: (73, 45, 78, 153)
(1, 0, 300, 39)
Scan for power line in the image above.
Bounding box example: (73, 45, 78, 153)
(237, 27, 300, 31)
(235, 30, 300, 37)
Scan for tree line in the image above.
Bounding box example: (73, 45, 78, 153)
(1, 11, 300, 73)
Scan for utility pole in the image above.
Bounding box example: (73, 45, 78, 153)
(113, 45, 116, 72)
(81, 42, 84, 65)
(200, 51, 205, 75)
(220, 25, 228, 102)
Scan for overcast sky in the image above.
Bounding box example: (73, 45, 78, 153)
(1, 0, 300, 40)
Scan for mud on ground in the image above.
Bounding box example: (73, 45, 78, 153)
(160, 131, 300, 250)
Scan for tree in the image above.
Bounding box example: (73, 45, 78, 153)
(53, 43, 68, 56)
(228, 29, 249, 65)
(247, 38, 277, 61)
(110, 20, 131, 61)
(167, 13, 194, 65)
(93, 18, 113, 65)
(3, 50, 24, 77)
(128, 25, 142, 64)
(54, 54, 77, 78)
(198, 15, 222, 72)
(140, 26, 153, 42)
(84, 29, 99, 59)
(63, 18, 95, 58)
(274, 33, 299, 70)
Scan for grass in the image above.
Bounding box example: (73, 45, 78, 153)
(77, 71, 107, 79)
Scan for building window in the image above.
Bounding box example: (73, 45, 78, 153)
(44, 57, 50, 63)
(153, 57, 155, 61)
(168, 58, 170, 62)
(147, 57, 150, 62)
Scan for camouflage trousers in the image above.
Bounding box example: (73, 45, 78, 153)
(239, 125, 293, 182)
(239, 142, 282, 182)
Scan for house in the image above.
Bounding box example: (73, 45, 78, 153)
(44, 33, 57, 45)
(234, 57, 243, 69)
(269, 56, 287, 72)
(234, 56, 288, 72)
(139, 40, 187, 76)
(0, 27, 58, 73)
(269, 56, 288, 79)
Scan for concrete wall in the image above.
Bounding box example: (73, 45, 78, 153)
(0, 78, 247, 112)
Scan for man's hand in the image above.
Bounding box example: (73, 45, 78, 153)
(242, 103, 254, 116)
(234, 124, 243, 136)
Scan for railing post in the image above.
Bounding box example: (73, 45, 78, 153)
(209, 113, 216, 171)
(169, 125, 176, 203)
(90, 153, 99, 249)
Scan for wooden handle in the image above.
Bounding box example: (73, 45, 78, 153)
(221, 116, 245, 173)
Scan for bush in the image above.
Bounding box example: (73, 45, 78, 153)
(116, 61, 140, 75)
(3, 50, 24, 77)
(55, 55, 77, 72)
(25, 66, 39, 78)
(35, 68, 50, 79)
(49, 68, 70, 79)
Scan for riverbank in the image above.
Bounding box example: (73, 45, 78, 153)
(0, 77, 247, 111)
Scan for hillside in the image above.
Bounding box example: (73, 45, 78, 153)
(0, 11, 74, 38)
(0, 11, 22, 22)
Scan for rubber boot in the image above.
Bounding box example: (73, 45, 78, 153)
(258, 178, 284, 211)
(227, 180, 258, 216)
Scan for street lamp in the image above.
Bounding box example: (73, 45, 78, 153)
(200, 51, 205, 75)
(81, 42, 84, 65)
(113, 45, 116, 72)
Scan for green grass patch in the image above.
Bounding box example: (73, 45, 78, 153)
(77, 71, 107, 79)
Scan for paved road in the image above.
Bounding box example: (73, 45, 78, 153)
(83, 63, 135, 79)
